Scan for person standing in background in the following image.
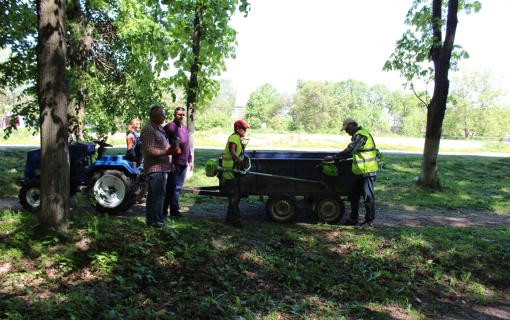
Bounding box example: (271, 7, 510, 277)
(140, 106, 180, 228)
(125, 118, 142, 165)
(163, 107, 194, 218)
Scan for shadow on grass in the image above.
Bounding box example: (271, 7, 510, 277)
(2, 199, 509, 319)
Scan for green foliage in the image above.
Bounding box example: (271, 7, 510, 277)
(445, 69, 510, 138)
(163, 0, 251, 111)
(291, 80, 339, 131)
(1, 0, 177, 138)
(388, 90, 427, 135)
(244, 83, 280, 129)
(195, 109, 229, 131)
(195, 79, 237, 130)
(383, 0, 482, 188)
(268, 114, 293, 131)
(383, 0, 481, 91)
(210, 79, 236, 115)
(1, 0, 250, 139)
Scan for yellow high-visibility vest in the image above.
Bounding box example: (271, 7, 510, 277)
(352, 129, 378, 175)
(222, 133, 243, 180)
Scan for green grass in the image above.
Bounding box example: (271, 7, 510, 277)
(0, 147, 30, 197)
(2, 131, 510, 318)
(0, 211, 509, 319)
(0, 127, 40, 145)
(375, 154, 510, 212)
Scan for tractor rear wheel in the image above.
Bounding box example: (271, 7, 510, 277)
(19, 179, 41, 212)
(265, 193, 298, 223)
(88, 170, 135, 214)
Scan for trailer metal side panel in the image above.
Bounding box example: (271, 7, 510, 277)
(239, 151, 354, 198)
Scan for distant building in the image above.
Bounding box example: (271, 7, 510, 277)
(232, 105, 245, 120)
(0, 116, 23, 129)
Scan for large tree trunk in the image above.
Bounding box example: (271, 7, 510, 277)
(36, 0, 70, 238)
(419, 0, 458, 188)
(186, 4, 203, 166)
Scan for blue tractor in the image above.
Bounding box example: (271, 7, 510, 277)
(18, 141, 147, 214)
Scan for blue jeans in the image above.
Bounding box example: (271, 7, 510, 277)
(164, 164, 188, 215)
(146, 172, 168, 226)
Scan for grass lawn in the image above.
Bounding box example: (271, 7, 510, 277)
(1, 131, 510, 319)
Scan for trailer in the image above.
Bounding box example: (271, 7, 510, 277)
(182, 150, 355, 224)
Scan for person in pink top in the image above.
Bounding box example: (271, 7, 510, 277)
(125, 118, 142, 165)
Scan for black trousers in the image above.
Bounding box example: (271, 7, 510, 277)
(350, 175, 376, 222)
(225, 178, 241, 223)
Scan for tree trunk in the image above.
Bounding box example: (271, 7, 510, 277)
(419, 0, 458, 188)
(36, 0, 70, 238)
(186, 4, 203, 164)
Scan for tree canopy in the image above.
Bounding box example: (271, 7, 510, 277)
(445, 69, 508, 138)
(1, 0, 250, 139)
(384, 0, 482, 188)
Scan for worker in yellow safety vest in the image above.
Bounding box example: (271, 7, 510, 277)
(222, 119, 250, 229)
(325, 118, 378, 226)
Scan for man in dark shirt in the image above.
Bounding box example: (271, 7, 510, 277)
(163, 107, 194, 218)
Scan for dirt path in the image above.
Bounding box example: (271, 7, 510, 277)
(3, 196, 509, 228)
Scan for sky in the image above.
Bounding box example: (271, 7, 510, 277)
(221, 0, 510, 106)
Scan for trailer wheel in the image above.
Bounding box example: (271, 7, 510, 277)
(19, 179, 41, 212)
(312, 193, 345, 224)
(88, 170, 135, 214)
(266, 193, 298, 223)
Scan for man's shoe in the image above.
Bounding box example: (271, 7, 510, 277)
(171, 212, 184, 218)
(232, 222, 244, 229)
(360, 220, 374, 226)
(343, 219, 359, 226)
